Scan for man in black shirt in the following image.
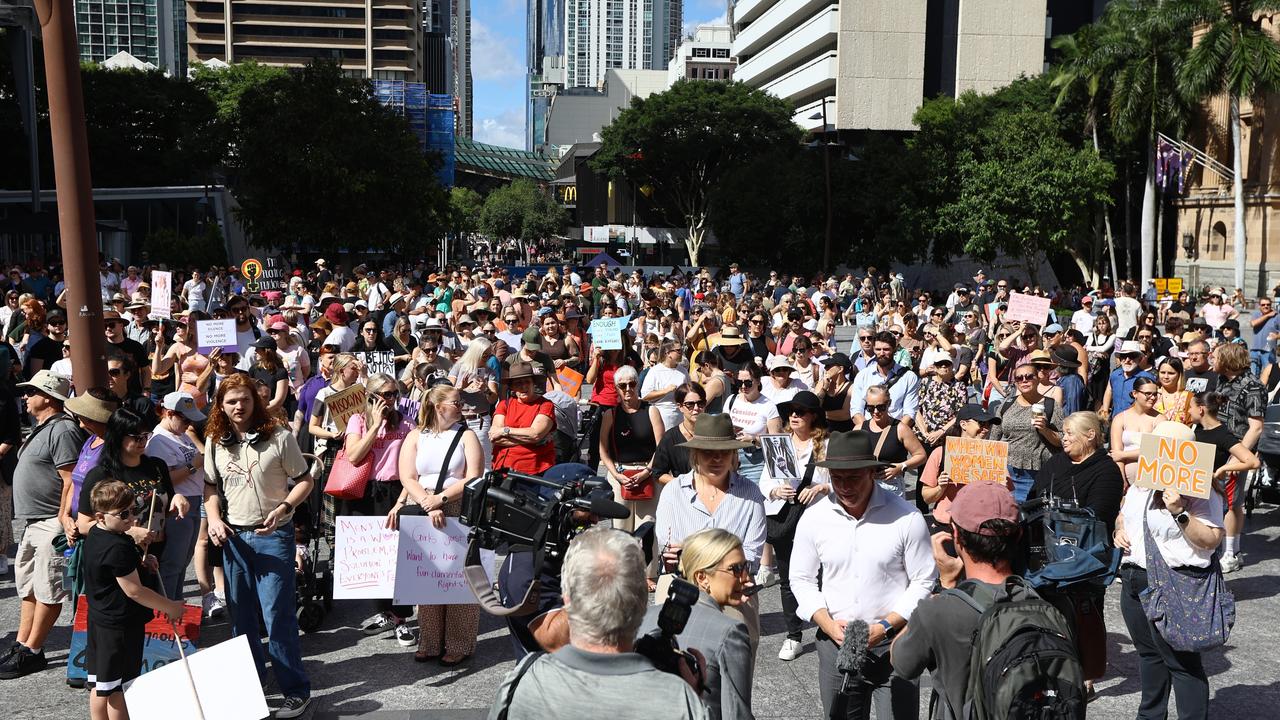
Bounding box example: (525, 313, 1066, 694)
(104, 311, 150, 391)
(1183, 340, 1219, 394)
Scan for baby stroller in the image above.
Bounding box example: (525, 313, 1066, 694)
(295, 453, 333, 633)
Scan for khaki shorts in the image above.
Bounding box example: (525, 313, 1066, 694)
(16, 517, 68, 604)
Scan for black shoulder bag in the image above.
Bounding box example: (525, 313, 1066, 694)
(766, 461, 816, 545)
(398, 426, 466, 516)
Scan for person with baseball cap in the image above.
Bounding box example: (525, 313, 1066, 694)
(890, 483, 1037, 718)
(146, 392, 208, 601)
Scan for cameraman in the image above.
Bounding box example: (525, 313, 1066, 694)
(489, 527, 709, 720)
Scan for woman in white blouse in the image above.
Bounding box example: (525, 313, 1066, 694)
(397, 384, 484, 665)
(1113, 421, 1225, 720)
(759, 391, 829, 662)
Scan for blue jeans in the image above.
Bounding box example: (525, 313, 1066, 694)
(1250, 349, 1274, 379)
(224, 522, 310, 699)
(1009, 466, 1037, 504)
(158, 495, 203, 601)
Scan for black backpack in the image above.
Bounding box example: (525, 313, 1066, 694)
(945, 576, 1085, 720)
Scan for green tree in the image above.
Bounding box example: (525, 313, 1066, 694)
(230, 61, 449, 259)
(190, 60, 286, 126)
(591, 80, 801, 265)
(450, 186, 483, 236)
(1051, 23, 1122, 283)
(139, 224, 228, 270)
(1174, 0, 1280, 291)
(478, 179, 567, 261)
(1098, 0, 1195, 286)
(945, 110, 1116, 284)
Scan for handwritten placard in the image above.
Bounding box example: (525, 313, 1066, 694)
(195, 318, 238, 353)
(558, 366, 585, 398)
(943, 436, 1010, 485)
(588, 317, 625, 350)
(1005, 292, 1053, 326)
(151, 270, 171, 319)
(66, 597, 201, 684)
(125, 635, 269, 720)
(324, 383, 368, 429)
(333, 516, 399, 599)
(358, 350, 396, 377)
(392, 516, 495, 605)
(1133, 433, 1214, 499)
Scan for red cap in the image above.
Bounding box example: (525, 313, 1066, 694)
(949, 483, 1019, 535)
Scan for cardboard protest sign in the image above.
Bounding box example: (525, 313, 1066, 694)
(358, 350, 396, 377)
(558, 366, 585, 398)
(333, 516, 399, 599)
(195, 318, 238, 354)
(150, 270, 172, 319)
(1133, 433, 1215, 499)
(588, 316, 625, 350)
(125, 635, 269, 720)
(943, 436, 1010, 485)
(67, 597, 201, 684)
(239, 258, 264, 295)
(323, 384, 368, 429)
(1005, 292, 1053, 326)
(393, 517, 495, 605)
(1168, 278, 1183, 294)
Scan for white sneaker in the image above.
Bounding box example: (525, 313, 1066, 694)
(1220, 553, 1243, 574)
(777, 638, 802, 661)
(755, 566, 779, 586)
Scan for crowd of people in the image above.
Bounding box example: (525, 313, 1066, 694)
(0, 255, 1277, 720)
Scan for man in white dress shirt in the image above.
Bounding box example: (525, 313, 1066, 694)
(791, 431, 936, 720)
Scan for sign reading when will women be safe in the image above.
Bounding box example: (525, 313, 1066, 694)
(1134, 434, 1215, 499)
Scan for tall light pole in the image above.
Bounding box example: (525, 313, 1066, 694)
(34, 0, 108, 390)
(809, 104, 834, 271)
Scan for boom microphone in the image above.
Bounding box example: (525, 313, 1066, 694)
(571, 495, 631, 520)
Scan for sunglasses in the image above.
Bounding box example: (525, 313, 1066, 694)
(107, 367, 128, 377)
(1013, 373, 1037, 382)
(890, 331, 903, 337)
(617, 382, 636, 390)
(865, 403, 889, 413)
(680, 400, 707, 410)
(104, 507, 136, 520)
(126, 432, 152, 443)
(859, 336, 873, 342)
(737, 378, 756, 387)
(713, 561, 751, 577)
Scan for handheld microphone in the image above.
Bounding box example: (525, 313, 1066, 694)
(571, 496, 631, 520)
(836, 619, 870, 692)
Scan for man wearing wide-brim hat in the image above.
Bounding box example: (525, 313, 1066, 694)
(2, 370, 87, 679)
(788, 430, 937, 718)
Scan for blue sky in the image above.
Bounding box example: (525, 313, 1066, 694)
(471, 0, 728, 148)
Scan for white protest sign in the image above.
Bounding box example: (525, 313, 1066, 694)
(393, 516, 495, 606)
(358, 350, 396, 377)
(588, 316, 625, 350)
(195, 318, 238, 353)
(150, 270, 171, 319)
(333, 516, 399, 599)
(124, 634, 268, 720)
(1004, 292, 1053, 326)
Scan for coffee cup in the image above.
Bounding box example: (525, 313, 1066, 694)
(1031, 403, 1045, 417)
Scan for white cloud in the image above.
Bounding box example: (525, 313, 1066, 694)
(683, 11, 728, 38)
(471, 21, 524, 80)
(475, 108, 526, 148)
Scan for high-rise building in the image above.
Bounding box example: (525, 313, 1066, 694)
(76, 0, 186, 75)
(667, 23, 734, 85)
(563, 0, 682, 89)
(526, 0, 566, 150)
(450, 0, 472, 137)
(186, 0, 425, 82)
(731, 0, 1047, 132)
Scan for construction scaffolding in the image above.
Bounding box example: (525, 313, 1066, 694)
(373, 80, 456, 187)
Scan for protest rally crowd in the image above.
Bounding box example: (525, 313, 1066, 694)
(0, 255, 1278, 720)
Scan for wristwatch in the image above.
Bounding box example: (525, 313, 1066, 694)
(503, 427, 511, 437)
(185, 463, 197, 474)
(1174, 511, 1190, 526)
(876, 619, 897, 639)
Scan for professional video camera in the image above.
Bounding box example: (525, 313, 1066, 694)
(634, 577, 703, 690)
(460, 468, 628, 617)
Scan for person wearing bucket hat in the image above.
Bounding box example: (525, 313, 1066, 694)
(656, 413, 766, 649)
(789, 429, 936, 719)
(4, 370, 86, 680)
(763, 390, 831, 661)
(491, 361, 556, 475)
(762, 353, 805, 404)
(1099, 340, 1155, 419)
(1051, 343, 1088, 416)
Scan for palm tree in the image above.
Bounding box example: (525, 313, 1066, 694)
(1098, 0, 1195, 287)
(1050, 24, 1120, 285)
(1174, 0, 1280, 293)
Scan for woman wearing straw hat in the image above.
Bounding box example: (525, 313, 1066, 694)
(655, 414, 767, 650)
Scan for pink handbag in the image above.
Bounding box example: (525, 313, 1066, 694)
(323, 448, 374, 500)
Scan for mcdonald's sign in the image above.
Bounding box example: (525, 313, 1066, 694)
(558, 185, 577, 204)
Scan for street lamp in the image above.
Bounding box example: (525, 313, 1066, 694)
(809, 105, 834, 271)
(1181, 231, 1196, 260)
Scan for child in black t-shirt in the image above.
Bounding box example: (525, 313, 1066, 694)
(82, 479, 185, 720)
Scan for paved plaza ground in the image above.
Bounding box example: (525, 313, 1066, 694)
(4, 501, 1280, 719)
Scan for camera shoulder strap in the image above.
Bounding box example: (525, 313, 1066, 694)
(494, 651, 545, 720)
(465, 537, 544, 617)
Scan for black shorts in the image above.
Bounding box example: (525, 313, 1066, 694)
(86, 621, 145, 696)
